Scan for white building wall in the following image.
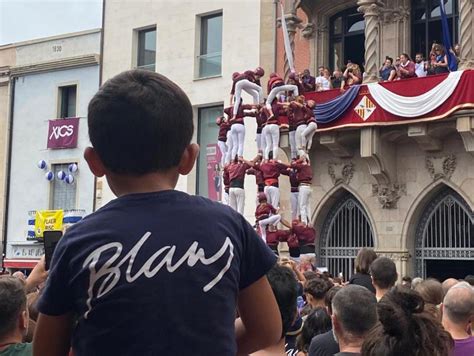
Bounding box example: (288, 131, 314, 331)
(100, 0, 261, 222)
(6, 65, 98, 258)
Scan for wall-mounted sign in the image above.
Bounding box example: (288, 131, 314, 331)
(47, 117, 79, 149)
(34, 210, 64, 238)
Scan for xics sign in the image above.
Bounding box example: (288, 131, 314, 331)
(47, 118, 79, 149)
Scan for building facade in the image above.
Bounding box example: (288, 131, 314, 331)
(0, 30, 101, 269)
(266, 0, 474, 280)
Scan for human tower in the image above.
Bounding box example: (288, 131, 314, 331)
(217, 67, 317, 258)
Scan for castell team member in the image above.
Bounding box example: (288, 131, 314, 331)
(291, 219, 316, 256)
(230, 67, 265, 120)
(256, 105, 269, 155)
(246, 160, 265, 194)
(301, 100, 317, 154)
(287, 107, 298, 159)
(224, 101, 257, 161)
(227, 157, 255, 215)
(281, 165, 299, 220)
(222, 162, 230, 205)
(291, 156, 313, 226)
(265, 72, 299, 119)
(264, 226, 292, 256)
(255, 192, 282, 243)
(263, 99, 281, 161)
(257, 152, 289, 209)
(216, 115, 230, 166)
(287, 96, 308, 158)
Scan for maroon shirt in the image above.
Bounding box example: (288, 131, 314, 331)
(302, 75, 316, 92)
(230, 70, 259, 95)
(266, 229, 291, 245)
(267, 100, 280, 125)
(217, 121, 230, 142)
(228, 162, 250, 184)
(258, 161, 288, 181)
(267, 76, 284, 93)
(292, 162, 313, 184)
(246, 167, 264, 186)
(399, 61, 416, 79)
(224, 105, 255, 125)
(223, 165, 230, 192)
(255, 203, 276, 220)
(281, 168, 299, 192)
(292, 224, 316, 245)
(289, 102, 306, 126)
(256, 110, 268, 133)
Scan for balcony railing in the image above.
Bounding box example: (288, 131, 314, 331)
(197, 52, 222, 78)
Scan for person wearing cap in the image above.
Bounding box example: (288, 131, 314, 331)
(230, 67, 265, 121)
(216, 115, 230, 166)
(291, 156, 313, 226)
(255, 193, 281, 243)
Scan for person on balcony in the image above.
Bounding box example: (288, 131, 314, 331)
(396, 53, 416, 79)
(415, 53, 427, 77)
(340, 62, 362, 90)
(432, 44, 449, 75)
(301, 69, 316, 92)
(331, 69, 343, 89)
(379, 56, 397, 82)
(316, 68, 332, 91)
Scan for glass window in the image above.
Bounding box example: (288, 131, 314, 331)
(137, 28, 156, 71)
(197, 106, 223, 199)
(332, 17, 342, 35)
(413, 23, 427, 55)
(198, 13, 222, 78)
(51, 163, 76, 210)
(347, 14, 365, 33)
(58, 85, 76, 118)
(332, 41, 343, 71)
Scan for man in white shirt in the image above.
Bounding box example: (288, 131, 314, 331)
(415, 53, 427, 77)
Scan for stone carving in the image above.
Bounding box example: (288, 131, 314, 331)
(376, 251, 411, 262)
(459, 0, 473, 68)
(372, 183, 406, 209)
(357, 2, 382, 83)
(380, 6, 410, 24)
(425, 154, 457, 181)
(301, 22, 316, 38)
(328, 161, 354, 186)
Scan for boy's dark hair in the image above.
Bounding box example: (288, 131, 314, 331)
(304, 277, 331, 300)
(88, 70, 193, 175)
(267, 265, 298, 338)
(370, 257, 398, 289)
(0, 277, 27, 339)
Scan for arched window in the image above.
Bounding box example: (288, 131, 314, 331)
(412, 0, 459, 57)
(329, 7, 365, 71)
(318, 193, 375, 279)
(415, 188, 474, 279)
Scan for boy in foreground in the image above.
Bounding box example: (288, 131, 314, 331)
(33, 70, 281, 356)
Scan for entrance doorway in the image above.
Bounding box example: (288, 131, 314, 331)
(415, 188, 474, 279)
(329, 7, 366, 71)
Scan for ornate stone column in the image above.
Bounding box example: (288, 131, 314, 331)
(357, 1, 383, 83)
(459, 0, 474, 68)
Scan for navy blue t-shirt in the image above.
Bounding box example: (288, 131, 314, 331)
(38, 190, 276, 356)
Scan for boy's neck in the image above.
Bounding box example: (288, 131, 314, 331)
(106, 171, 178, 197)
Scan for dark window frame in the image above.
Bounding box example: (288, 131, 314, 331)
(58, 85, 77, 118)
(198, 12, 223, 78)
(137, 27, 156, 71)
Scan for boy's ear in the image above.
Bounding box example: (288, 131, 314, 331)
(84, 147, 106, 177)
(178, 143, 200, 175)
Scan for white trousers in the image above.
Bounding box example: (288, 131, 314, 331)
(256, 133, 263, 153)
(233, 79, 263, 115)
(259, 214, 282, 243)
(230, 123, 245, 158)
(264, 185, 280, 209)
(229, 187, 245, 215)
(299, 185, 312, 225)
(295, 124, 307, 154)
(291, 191, 299, 220)
(222, 191, 229, 205)
(264, 124, 280, 160)
(217, 141, 227, 167)
(266, 84, 299, 110)
(302, 122, 317, 151)
(289, 131, 297, 159)
(225, 130, 233, 164)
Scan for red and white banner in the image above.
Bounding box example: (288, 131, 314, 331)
(306, 70, 474, 132)
(47, 117, 79, 149)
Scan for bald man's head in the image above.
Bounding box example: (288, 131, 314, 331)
(442, 278, 459, 296)
(443, 282, 474, 324)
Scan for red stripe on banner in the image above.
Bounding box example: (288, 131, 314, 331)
(3, 259, 39, 269)
(303, 70, 474, 132)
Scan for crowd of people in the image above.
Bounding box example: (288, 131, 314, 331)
(1, 248, 473, 356)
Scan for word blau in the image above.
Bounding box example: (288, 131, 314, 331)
(82, 232, 235, 318)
